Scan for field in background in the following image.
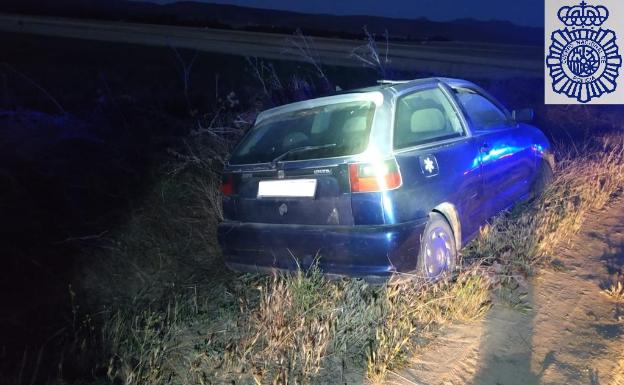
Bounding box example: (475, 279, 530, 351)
(2, 29, 624, 384)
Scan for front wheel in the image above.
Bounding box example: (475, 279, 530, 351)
(417, 212, 457, 280)
(531, 160, 554, 199)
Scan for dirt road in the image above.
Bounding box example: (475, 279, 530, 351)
(392, 198, 624, 385)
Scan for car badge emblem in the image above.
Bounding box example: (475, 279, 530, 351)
(277, 170, 285, 179)
(419, 154, 439, 177)
(546, 1, 622, 103)
(278, 203, 288, 216)
(314, 168, 332, 175)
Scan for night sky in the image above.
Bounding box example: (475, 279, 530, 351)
(138, 0, 545, 27)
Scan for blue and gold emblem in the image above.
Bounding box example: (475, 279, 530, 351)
(546, 1, 622, 103)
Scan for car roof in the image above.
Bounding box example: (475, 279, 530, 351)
(340, 77, 477, 94)
(255, 77, 479, 123)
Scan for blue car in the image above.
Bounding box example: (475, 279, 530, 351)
(218, 78, 553, 280)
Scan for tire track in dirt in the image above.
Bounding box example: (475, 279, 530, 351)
(392, 197, 624, 385)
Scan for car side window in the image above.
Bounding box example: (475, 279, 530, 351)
(394, 87, 464, 149)
(453, 87, 508, 131)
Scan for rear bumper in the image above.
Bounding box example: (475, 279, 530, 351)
(217, 218, 428, 278)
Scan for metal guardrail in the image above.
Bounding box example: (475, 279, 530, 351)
(0, 13, 543, 78)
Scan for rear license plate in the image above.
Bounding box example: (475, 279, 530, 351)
(257, 179, 317, 198)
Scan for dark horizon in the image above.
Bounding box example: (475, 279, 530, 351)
(133, 0, 544, 27)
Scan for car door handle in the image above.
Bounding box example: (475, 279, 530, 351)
(480, 143, 491, 153)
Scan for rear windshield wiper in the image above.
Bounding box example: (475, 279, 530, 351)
(270, 143, 336, 167)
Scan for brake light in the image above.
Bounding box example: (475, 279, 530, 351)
(221, 174, 234, 196)
(349, 159, 402, 193)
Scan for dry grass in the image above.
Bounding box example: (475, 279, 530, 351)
(188, 265, 491, 385)
(366, 270, 490, 383)
(466, 135, 624, 309)
(192, 268, 381, 384)
(61, 133, 624, 385)
(350, 26, 391, 78)
(536, 136, 624, 256)
(609, 352, 624, 385)
(238, 266, 338, 383)
(104, 296, 195, 384)
(603, 281, 624, 302)
(77, 171, 225, 309)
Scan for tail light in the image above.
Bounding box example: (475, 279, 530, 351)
(221, 174, 234, 196)
(349, 159, 402, 193)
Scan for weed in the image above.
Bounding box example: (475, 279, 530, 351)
(609, 350, 624, 385)
(366, 270, 491, 383)
(239, 266, 338, 383)
(350, 26, 391, 78)
(284, 29, 332, 89)
(603, 281, 624, 302)
(464, 134, 624, 312)
(70, 132, 624, 385)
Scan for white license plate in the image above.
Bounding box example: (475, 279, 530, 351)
(257, 179, 317, 198)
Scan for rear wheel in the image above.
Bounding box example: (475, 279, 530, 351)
(418, 212, 456, 280)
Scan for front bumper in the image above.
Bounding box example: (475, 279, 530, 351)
(217, 218, 427, 278)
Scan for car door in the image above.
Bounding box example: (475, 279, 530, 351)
(389, 85, 485, 244)
(451, 86, 535, 218)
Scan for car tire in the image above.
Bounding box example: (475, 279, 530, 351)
(531, 160, 554, 199)
(417, 212, 456, 280)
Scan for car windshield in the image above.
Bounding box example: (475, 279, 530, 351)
(229, 100, 375, 165)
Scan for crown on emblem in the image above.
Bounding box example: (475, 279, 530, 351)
(558, 1, 608, 26)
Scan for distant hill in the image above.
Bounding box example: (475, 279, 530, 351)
(0, 0, 543, 45)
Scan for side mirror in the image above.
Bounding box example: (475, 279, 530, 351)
(512, 108, 534, 123)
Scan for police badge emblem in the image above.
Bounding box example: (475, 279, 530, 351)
(546, 1, 622, 103)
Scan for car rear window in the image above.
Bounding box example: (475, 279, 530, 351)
(229, 100, 375, 165)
